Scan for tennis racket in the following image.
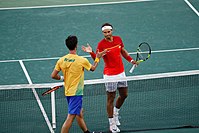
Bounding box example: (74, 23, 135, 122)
(129, 42, 151, 73)
(42, 85, 63, 96)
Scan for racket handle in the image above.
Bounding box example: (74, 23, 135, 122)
(129, 64, 136, 73)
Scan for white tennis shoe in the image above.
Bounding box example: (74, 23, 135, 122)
(109, 124, 120, 133)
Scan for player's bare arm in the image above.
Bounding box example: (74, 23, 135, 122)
(121, 48, 138, 65)
(82, 43, 97, 60)
(90, 49, 107, 71)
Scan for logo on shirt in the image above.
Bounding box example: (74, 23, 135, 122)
(64, 58, 75, 62)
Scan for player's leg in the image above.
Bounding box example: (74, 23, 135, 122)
(63, 95, 84, 132)
(105, 81, 120, 132)
(61, 114, 76, 133)
(76, 108, 90, 133)
(114, 86, 128, 126)
(104, 74, 120, 132)
(114, 76, 128, 126)
(107, 91, 116, 117)
(115, 87, 128, 109)
(115, 73, 128, 109)
(107, 91, 120, 132)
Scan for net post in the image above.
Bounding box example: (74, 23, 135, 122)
(51, 91, 56, 130)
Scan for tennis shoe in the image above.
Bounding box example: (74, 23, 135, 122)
(109, 124, 120, 133)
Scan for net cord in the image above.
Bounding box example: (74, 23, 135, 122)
(0, 70, 199, 90)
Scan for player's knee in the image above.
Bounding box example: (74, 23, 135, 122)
(108, 98, 115, 104)
(80, 109, 84, 116)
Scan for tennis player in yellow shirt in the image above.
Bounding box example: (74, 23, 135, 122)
(51, 35, 106, 133)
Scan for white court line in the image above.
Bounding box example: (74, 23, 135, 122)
(143, 47, 199, 54)
(0, 0, 154, 10)
(19, 60, 54, 133)
(0, 47, 198, 63)
(184, 0, 199, 16)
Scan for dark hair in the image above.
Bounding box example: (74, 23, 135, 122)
(101, 23, 113, 29)
(65, 35, 78, 50)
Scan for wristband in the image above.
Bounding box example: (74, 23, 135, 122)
(94, 58, 100, 63)
(126, 55, 133, 62)
(60, 76, 64, 81)
(131, 59, 137, 65)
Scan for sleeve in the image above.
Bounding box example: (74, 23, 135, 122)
(82, 58, 92, 71)
(54, 59, 61, 71)
(119, 36, 124, 48)
(96, 42, 103, 52)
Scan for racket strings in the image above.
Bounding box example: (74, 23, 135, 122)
(137, 44, 150, 60)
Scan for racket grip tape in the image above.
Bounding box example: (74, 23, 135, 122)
(129, 65, 136, 73)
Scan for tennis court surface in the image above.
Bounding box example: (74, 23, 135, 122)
(0, 0, 199, 133)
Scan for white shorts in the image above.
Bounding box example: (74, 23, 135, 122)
(103, 72, 128, 92)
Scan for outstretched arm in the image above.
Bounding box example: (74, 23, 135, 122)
(82, 44, 96, 60)
(90, 49, 107, 71)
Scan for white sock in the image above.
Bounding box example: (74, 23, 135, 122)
(114, 107, 120, 115)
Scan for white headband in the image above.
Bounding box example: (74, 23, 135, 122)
(102, 26, 112, 31)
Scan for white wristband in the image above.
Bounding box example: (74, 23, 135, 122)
(130, 59, 134, 63)
(60, 76, 64, 80)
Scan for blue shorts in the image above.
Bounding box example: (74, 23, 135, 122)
(66, 95, 83, 115)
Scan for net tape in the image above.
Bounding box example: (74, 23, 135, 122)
(0, 70, 198, 90)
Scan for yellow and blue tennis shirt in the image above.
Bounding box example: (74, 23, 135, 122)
(55, 54, 92, 96)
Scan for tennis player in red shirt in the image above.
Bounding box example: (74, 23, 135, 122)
(82, 23, 137, 133)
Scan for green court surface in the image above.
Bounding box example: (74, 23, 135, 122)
(0, 0, 199, 133)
